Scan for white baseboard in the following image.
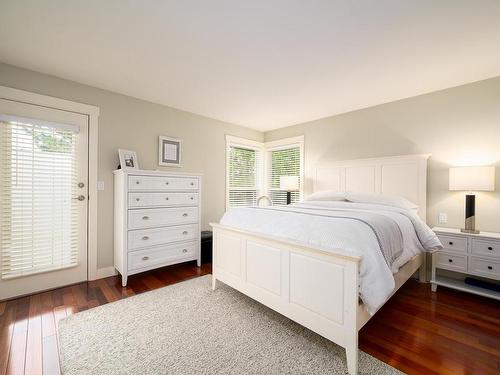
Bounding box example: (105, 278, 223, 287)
(93, 266, 118, 280)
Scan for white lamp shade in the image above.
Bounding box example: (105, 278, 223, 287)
(449, 166, 495, 191)
(280, 175, 299, 191)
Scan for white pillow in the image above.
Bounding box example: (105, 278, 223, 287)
(304, 190, 347, 201)
(345, 192, 418, 211)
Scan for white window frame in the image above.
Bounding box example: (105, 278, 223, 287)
(225, 135, 304, 209)
(225, 135, 264, 210)
(264, 136, 305, 204)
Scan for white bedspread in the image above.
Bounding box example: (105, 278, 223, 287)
(220, 201, 442, 314)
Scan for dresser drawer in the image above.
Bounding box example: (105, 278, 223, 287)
(128, 224, 198, 250)
(436, 234, 468, 253)
(469, 256, 500, 280)
(128, 175, 198, 191)
(471, 238, 500, 258)
(435, 252, 467, 272)
(128, 241, 197, 271)
(128, 207, 198, 230)
(128, 192, 199, 208)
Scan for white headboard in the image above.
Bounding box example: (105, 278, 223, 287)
(313, 154, 430, 221)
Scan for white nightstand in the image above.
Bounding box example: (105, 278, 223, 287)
(431, 227, 500, 300)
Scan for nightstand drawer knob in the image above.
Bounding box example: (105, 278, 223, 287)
(182, 231, 188, 235)
(488, 246, 493, 250)
(448, 241, 453, 246)
(448, 259, 453, 263)
(142, 216, 150, 220)
(142, 236, 149, 240)
(182, 213, 188, 217)
(142, 256, 149, 261)
(136, 198, 140, 201)
(182, 248, 188, 253)
(488, 266, 493, 270)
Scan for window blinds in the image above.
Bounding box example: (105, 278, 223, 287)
(268, 146, 301, 206)
(228, 146, 260, 208)
(0, 119, 80, 279)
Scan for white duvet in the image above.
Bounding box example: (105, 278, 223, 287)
(220, 201, 442, 314)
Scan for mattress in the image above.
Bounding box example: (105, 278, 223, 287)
(220, 200, 442, 314)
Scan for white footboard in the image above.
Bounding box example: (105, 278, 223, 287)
(210, 223, 361, 375)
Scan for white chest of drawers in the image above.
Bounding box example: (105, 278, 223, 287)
(114, 170, 202, 286)
(431, 227, 500, 300)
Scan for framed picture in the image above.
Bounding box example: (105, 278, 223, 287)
(118, 149, 139, 170)
(159, 136, 182, 167)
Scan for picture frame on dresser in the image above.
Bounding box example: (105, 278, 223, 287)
(432, 227, 500, 300)
(114, 169, 202, 286)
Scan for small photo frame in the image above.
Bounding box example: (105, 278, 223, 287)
(159, 136, 182, 167)
(118, 149, 139, 170)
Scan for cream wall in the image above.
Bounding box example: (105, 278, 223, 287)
(0, 63, 263, 269)
(265, 77, 500, 232)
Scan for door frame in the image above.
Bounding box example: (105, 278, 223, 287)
(0, 85, 103, 281)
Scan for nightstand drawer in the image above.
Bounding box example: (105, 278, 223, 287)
(435, 252, 467, 272)
(437, 235, 467, 253)
(471, 238, 500, 258)
(469, 257, 500, 280)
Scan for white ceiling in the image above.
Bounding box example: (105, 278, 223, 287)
(1, 1, 500, 131)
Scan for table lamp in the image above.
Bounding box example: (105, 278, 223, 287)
(449, 166, 495, 234)
(280, 176, 299, 205)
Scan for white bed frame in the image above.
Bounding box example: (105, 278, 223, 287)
(211, 154, 430, 374)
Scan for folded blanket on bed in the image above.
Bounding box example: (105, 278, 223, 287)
(254, 206, 404, 270)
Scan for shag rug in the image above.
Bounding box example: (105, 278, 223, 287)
(58, 275, 403, 374)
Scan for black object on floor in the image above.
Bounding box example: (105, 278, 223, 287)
(464, 277, 500, 293)
(201, 230, 213, 264)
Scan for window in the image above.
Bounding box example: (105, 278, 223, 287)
(226, 136, 263, 208)
(226, 135, 303, 208)
(266, 137, 304, 206)
(0, 116, 80, 278)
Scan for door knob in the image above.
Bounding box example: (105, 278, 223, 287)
(73, 195, 86, 201)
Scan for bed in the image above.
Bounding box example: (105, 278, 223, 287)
(210, 154, 440, 374)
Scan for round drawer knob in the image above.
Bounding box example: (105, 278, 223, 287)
(182, 213, 188, 217)
(190, 197, 194, 200)
(488, 266, 493, 270)
(190, 182, 194, 186)
(136, 181, 140, 184)
(182, 231, 188, 235)
(165, 197, 169, 200)
(488, 246, 493, 251)
(165, 181, 169, 185)
(448, 242, 453, 246)
(142, 256, 149, 261)
(142, 216, 149, 220)
(448, 259, 453, 263)
(142, 236, 149, 240)
(182, 249, 188, 253)
(136, 198, 140, 201)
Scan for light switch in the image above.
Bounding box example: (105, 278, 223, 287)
(97, 181, 105, 191)
(438, 213, 447, 224)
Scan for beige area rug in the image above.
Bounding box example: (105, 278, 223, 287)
(58, 275, 403, 374)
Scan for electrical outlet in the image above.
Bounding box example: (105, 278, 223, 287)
(438, 213, 448, 224)
(97, 181, 105, 191)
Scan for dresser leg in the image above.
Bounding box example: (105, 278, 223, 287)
(122, 275, 128, 287)
(431, 283, 437, 292)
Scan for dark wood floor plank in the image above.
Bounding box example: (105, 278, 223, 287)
(42, 335, 60, 375)
(24, 295, 42, 375)
(0, 302, 16, 375)
(6, 297, 30, 375)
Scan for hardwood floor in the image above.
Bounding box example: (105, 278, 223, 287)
(0, 262, 498, 375)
